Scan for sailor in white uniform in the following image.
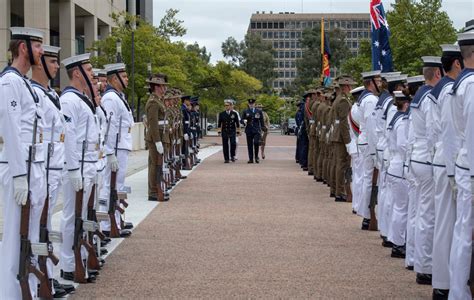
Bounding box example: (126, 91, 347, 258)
(408, 56, 443, 285)
(428, 44, 463, 298)
(59, 53, 99, 282)
(0, 27, 46, 299)
(356, 71, 381, 230)
(444, 31, 474, 300)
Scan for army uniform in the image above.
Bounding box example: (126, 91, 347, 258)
(304, 91, 317, 174)
(145, 75, 168, 201)
(315, 94, 328, 181)
(327, 93, 337, 197)
(310, 93, 321, 179)
(321, 96, 332, 184)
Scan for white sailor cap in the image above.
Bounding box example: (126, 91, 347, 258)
(350, 86, 364, 95)
(224, 99, 233, 104)
(457, 31, 474, 46)
(422, 56, 442, 67)
(92, 68, 102, 78)
(393, 90, 411, 101)
(98, 69, 107, 76)
(361, 70, 381, 79)
(406, 75, 425, 85)
(61, 53, 91, 70)
(10, 27, 44, 42)
(42, 45, 61, 57)
(381, 72, 401, 79)
(440, 44, 461, 56)
(386, 74, 408, 83)
(104, 63, 126, 75)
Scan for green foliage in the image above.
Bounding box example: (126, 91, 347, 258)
(293, 25, 350, 94)
(156, 8, 187, 40)
(256, 94, 286, 123)
(185, 42, 211, 64)
(341, 39, 372, 84)
(387, 0, 457, 75)
(222, 34, 276, 91)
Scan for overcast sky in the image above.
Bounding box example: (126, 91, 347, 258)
(153, 0, 473, 64)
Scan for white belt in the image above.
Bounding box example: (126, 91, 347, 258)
(322, 125, 326, 129)
(158, 120, 169, 125)
(184, 121, 190, 124)
(76, 142, 99, 151)
(191, 127, 196, 130)
(309, 120, 315, 124)
(43, 133, 65, 143)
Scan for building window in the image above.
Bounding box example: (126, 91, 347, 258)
(364, 31, 369, 38)
(352, 21, 357, 29)
(302, 22, 307, 28)
(364, 21, 369, 28)
(262, 32, 268, 39)
(279, 22, 284, 29)
(291, 31, 296, 39)
(279, 81, 284, 87)
(273, 81, 279, 88)
(296, 21, 301, 29)
(346, 41, 351, 48)
(273, 41, 278, 48)
(347, 21, 352, 29)
(279, 71, 284, 78)
(285, 71, 290, 78)
(274, 61, 278, 68)
(257, 22, 262, 29)
(351, 50, 358, 56)
(268, 32, 273, 38)
(285, 31, 290, 39)
(341, 20, 346, 28)
(352, 31, 358, 38)
(251, 22, 256, 29)
(290, 41, 295, 48)
(358, 21, 364, 29)
(334, 21, 340, 28)
(263, 22, 267, 29)
(296, 51, 302, 58)
(291, 61, 296, 68)
(290, 51, 295, 58)
(285, 61, 290, 68)
(285, 51, 290, 58)
(296, 31, 301, 39)
(346, 32, 351, 39)
(279, 41, 284, 48)
(330, 20, 334, 29)
(285, 41, 290, 48)
(279, 61, 284, 68)
(279, 32, 284, 39)
(358, 31, 364, 38)
(268, 22, 273, 29)
(274, 52, 278, 58)
(352, 41, 358, 48)
(296, 41, 301, 48)
(291, 71, 296, 78)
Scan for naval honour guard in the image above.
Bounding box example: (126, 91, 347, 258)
(99, 63, 133, 237)
(0, 27, 47, 299)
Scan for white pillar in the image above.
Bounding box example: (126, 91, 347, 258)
(59, 0, 75, 89)
(99, 25, 110, 40)
(24, 0, 50, 44)
(84, 15, 97, 56)
(0, 0, 11, 69)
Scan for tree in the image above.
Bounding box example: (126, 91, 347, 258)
(387, 0, 457, 75)
(185, 42, 211, 64)
(293, 25, 350, 93)
(341, 39, 372, 84)
(157, 8, 187, 40)
(222, 34, 275, 91)
(256, 94, 286, 123)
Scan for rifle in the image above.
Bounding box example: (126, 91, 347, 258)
(108, 115, 122, 238)
(86, 183, 104, 270)
(368, 168, 379, 231)
(38, 117, 59, 299)
(18, 117, 51, 299)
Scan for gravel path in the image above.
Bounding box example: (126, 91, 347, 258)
(71, 135, 431, 299)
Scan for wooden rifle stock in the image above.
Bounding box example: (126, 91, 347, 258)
(86, 184, 102, 270)
(108, 171, 121, 238)
(369, 168, 379, 231)
(73, 189, 87, 283)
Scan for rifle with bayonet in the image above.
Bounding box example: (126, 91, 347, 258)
(368, 168, 379, 231)
(108, 116, 122, 237)
(18, 117, 51, 299)
(38, 117, 59, 299)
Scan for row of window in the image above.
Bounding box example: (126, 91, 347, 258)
(277, 71, 297, 79)
(256, 29, 369, 41)
(274, 60, 297, 69)
(272, 40, 302, 49)
(250, 19, 370, 31)
(273, 80, 294, 88)
(346, 31, 370, 39)
(273, 51, 303, 59)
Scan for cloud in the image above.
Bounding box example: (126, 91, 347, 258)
(153, 0, 473, 63)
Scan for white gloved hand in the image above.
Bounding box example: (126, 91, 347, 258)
(190, 133, 194, 139)
(244, 119, 248, 125)
(155, 142, 164, 154)
(448, 176, 458, 196)
(13, 176, 28, 206)
(184, 134, 189, 141)
(69, 170, 83, 192)
(107, 154, 119, 172)
(177, 139, 181, 145)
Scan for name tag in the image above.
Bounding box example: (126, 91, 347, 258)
(60, 133, 65, 142)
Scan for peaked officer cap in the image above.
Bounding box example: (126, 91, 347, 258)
(248, 98, 256, 104)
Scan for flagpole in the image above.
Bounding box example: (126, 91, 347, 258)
(321, 17, 324, 86)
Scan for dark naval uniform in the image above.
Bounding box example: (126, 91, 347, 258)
(218, 109, 240, 162)
(241, 106, 265, 162)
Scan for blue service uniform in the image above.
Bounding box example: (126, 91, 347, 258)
(296, 104, 308, 167)
(241, 107, 265, 161)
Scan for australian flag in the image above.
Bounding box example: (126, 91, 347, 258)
(370, 0, 393, 72)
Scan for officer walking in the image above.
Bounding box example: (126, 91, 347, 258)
(241, 99, 265, 163)
(218, 99, 240, 163)
(256, 103, 270, 159)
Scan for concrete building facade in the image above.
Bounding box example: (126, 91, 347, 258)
(1, 0, 127, 87)
(248, 11, 370, 89)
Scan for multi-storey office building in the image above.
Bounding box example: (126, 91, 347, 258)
(248, 11, 370, 90)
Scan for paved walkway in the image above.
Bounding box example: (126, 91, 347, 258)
(71, 135, 431, 299)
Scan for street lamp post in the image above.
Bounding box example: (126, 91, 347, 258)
(131, 20, 136, 121)
(116, 39, 122, 63)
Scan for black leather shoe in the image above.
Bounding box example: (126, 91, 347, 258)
(335, 195, 347, 202)
(88, 269, 100, 277)
(231, 157, 235, 162)
(416, 273, 432, 285)
(315, 178, 323, 182)
(308, 171, 314, 176)
(86, 274, 97, 283)
(382, 239, 393, 248)
(352, 209, 357, 214)
(224, 160, 230, 163)
(119, 229, 132, 238)
(60, 270, 74, 281)
(391, 245, 406, 258)
(53, 287, 68, 298)
(406, 265, 414, 271)
(303, 167, 308, 171)
(123, 222, 134, 230)
(322, 180, 327, 184)
(148, 196, 158, 201)
(432, 288, 449, 300)
(255, 158, 260, 163)
(180, 175, 187, 179)
(100, 248, 108, 256)
(329, 193, 336, 198)
(53, 279, 75, 294)
(248, 160, 254, 164)
(361, 219, 370, 230)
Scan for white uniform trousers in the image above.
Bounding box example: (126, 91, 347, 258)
(387, 174, 409, 246)
(432, 164, 455, 290)
(377, 165, 389, 237)
(448, 166, 472, 300)
(60, 175, 93, 273)
(412, 162, 435, 274)
(351, 152, 363, 213)
(405, 169, 418, 268)
(357, 145, 374, 219)
(46, 170, 64, 280)
(99, 149, 129, 231)
(0, 163, 46, 299)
